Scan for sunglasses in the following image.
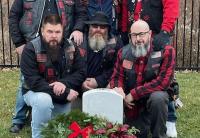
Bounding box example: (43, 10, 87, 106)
(91, 24, 107, 29)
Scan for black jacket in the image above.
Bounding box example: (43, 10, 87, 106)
(9, 0, 88, 47)
(79, 35, 123, 88)
(21, 38, 86, 104)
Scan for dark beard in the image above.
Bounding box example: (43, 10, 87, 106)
(42, 37, 62, 62)
(47, 46, 60, 62)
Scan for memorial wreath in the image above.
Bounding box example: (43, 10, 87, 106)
(41, 110, 138, 138)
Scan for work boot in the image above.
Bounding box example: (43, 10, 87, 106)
(9, 124, 24, 133)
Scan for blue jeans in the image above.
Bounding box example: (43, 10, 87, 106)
(23, 91, 71, 138)
(12, 73, 29, 125)
(168, 101, 177, 122)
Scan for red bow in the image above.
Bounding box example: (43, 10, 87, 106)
(68, 122, 93, 138)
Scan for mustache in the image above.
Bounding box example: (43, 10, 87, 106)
(49, 39, 58, 43)
(91, 31, 104, 36)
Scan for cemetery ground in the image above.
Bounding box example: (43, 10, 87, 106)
(0, 69, 200, 138)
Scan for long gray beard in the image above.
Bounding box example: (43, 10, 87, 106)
(131, 43, 150, 58)
(88, 34, 107, 52)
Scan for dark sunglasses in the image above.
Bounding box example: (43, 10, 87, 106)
(91, 24, 107, 29)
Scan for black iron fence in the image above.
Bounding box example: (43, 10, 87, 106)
(0, 0, 200, 70)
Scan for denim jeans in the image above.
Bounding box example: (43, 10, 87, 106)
(24, 91, 71, 138)
(125, 91, 169, 138)
(12, 73, 29, 125)
(167, 101, 177, 122)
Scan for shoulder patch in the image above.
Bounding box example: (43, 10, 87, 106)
(151, 51, 161, 58)
(122, 59, 133, 69)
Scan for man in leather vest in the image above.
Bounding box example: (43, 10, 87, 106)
(117, 1, 180, 137)
(71, 11, 123, 109)
(9, 0, 87, 133)
(20, 14, 86, 138)
(110, 20, 176, 138)
(118, 0, 179, 48)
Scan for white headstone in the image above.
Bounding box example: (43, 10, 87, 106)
(82, 88, 123, 124)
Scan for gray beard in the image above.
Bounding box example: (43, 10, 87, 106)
(88, 34, 107, 52)
(131, 43, 150, 58)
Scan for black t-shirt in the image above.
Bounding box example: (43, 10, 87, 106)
(87, 46, 103, 78)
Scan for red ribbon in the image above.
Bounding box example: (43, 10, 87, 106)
(68, 122, 93, 138)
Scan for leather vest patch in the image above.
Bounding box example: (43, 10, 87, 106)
(64, 0, 74, 5)
(79, 47, 86, 57)
(123, 59, 133, 70)
(36, 54, 47, 62)
(151, 51, 161, 58)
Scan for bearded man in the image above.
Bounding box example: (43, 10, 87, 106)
(110, 20, 176, 138)
(20, 14, 86, 138)
(71, 11, 123, 109)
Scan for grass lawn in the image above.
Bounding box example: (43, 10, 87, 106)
(0, 69, 200, 138)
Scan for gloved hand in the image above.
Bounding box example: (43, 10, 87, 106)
(152, 30, 170, 51)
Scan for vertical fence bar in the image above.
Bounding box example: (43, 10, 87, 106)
(175, 20, 178, 66)
(197, 3, 200, 70)
(182, 0, 187, 68)
(7, 0, 12, 65)
(189, 0, 194, 68)
(0, 0, 5, 65)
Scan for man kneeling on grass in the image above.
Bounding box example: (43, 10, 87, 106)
(110, 20, 176, 138)
(20, 14, 86, 138)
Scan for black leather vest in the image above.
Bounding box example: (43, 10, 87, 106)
(128, 0, 163, 34)
(122, 44, 163, 94)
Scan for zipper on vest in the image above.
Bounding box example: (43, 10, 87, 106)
(36, 0, 46, 37)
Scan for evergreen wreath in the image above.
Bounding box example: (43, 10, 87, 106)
(41, 110, 139, 138)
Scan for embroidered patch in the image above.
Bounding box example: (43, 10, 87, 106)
(48, 69, 54, 76)
(38, 63, 45, 73)
(152, 63, 160, 68)
(37, 54, 47, 62)
(64, 0, 74, 5)
(122, 59, 133, 69)
(151, 51, 161, 58)
(79, 48, 86, 57)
